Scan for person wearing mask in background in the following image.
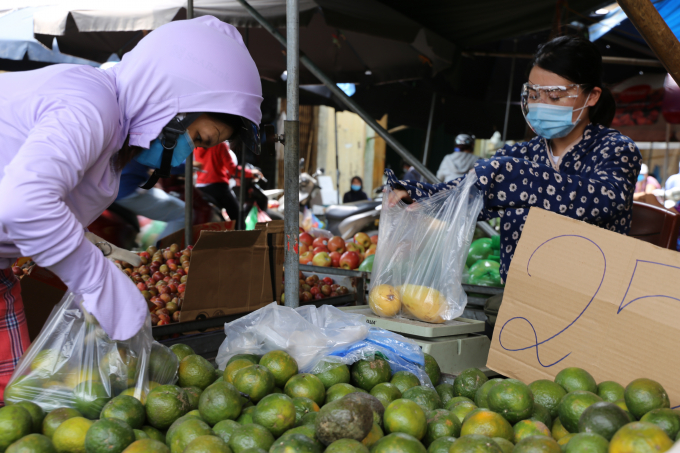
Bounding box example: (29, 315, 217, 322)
(115, 160, 187, 238)
(402, 161, 423, 182)
(194, 141, 259, 221)
(0, 17, 263, 399)
(634, 163, 660, 194)
(387, 35, 640, 282)
(343, 176, 370, 203)
(436, 134, 479, 181)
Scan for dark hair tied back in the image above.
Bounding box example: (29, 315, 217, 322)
(531, 36, 616, 127)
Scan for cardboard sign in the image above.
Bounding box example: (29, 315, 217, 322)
(488, 208, 680, 407)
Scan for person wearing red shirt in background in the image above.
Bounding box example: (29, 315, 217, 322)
(194, 142, 261, 221)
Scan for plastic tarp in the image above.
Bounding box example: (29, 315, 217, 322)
(0, 7, 98, 65)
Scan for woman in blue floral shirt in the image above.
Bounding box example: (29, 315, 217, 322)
(387, 36, 641, 281)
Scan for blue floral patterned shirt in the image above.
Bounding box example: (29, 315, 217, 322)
(386, 123, 641, 281)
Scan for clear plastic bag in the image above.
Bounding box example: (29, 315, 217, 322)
(215, 303, 431, 386)
(4, 292, 178, 414)
(369, 174, 483, 323)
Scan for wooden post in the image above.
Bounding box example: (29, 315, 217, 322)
(373, 114, 388, 190)
(618, 0, 680, 86)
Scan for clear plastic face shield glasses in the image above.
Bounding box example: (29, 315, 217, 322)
(520, 83, 584, 116)
(520, 83, 591, 139)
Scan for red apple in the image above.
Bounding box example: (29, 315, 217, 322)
(313, 246, 329, 254)
(300, 291, 313, 302)
(299, 243, 309, 255)
(314, 293, 324, 300)
(345, 242, 364, 254)
(329, 252, 341, 267)
(305, 275, 319, 285)
(136, 282, 147, 291)
(138, 265, 150, 275)
(339, 251, 361, 270)
(150, 313, 160, 325)
(370, 235, 379, 244)
(312, 237, 328, 249)
(310, 286, 320, 295)
(299, 232, 313, 247)
(172, 311, 181, 322)
(312, 252, 331, 267)
(320, 285, 332, 296)
(299, 251, 314, 265)
(365, 246, 377, 258)
(354, 232, 371, 249)
(322, 277, 333, 285)
(178, 283, 186, 293)
(328, 236, 345, 253)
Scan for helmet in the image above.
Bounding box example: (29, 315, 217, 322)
(455, 134, 474, 146)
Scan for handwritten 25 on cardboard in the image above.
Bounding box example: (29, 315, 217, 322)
(488, 208, 680, 407)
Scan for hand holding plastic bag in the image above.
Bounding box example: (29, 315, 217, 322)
(369, 174, 483, 323)
(4, 292, 178, 414)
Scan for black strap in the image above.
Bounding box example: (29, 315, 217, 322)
(140, 170, 161, 190)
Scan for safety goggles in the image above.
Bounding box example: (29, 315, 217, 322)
(521, 83, 584, 116)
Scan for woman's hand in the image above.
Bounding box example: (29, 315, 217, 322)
(387, 188, 413, 207)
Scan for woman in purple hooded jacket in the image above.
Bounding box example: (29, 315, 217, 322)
(0, 17, 264, 397)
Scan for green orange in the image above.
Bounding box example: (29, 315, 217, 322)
(460, 408, 513, 442)
(453, 368, 488, 400)
(370, 383, 402, 409)
(551, 417, 569, 441)
(178, 355, 216, 391)
(292, 397, 319, 426)
(390, 371, 420, 394)
(233, 365, 275, 402)
(597, 381, 625, 403)
(449, 434, 503, 453)
(402, 386, 442, 411)
(198, 381, 243, 425)
(554, 368, 597, 394)
(475, 378, 503, 409)
(252, 393, 296, 437)
(423, 409, 461, 446)
(577, 401, 630, 440)
(624, 378, 670, 420)
(6, 433, 57, 453)
(513, 419, 551, 443)
(324, 383, 357, 404)
(314, 364, 350, 390)
(361, 423, 384, 449)
(529, 379, 566, 418)
(100, 395, 146, 430)
(487, 379, 534, 424)
(52, 417, 93, 453)
(640, 408, 680, 439)
(423, 354, 441, 386)
(42, 408, 82, 439)
(145, 385, 189, 430)
(351, 358, 391, 392)
(513, 435, 561, 452)
(259, 350, 299, 388)
(370, 432, 427, 453)
(608, 421, 673, 453)
(228, 423, 275, 452)
(557, 390, 602, 433)
(284, 374, 325, 406)
(426, 437, 457, 453)
(435, 383, 455, 405)
(0, 405, 33, 451)
(225, 359, 257, 384)
(564, 432, 608, 453)
(383, 399, 427, 440)
(449, 400, 478, 424)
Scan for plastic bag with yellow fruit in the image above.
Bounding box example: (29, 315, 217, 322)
(368, 174, 483, 323)
(4, 292, 178, 414)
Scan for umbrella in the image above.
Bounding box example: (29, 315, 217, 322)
(0, 7, 99, 66)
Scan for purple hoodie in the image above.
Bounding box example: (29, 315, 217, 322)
(0, 16, 263, 340)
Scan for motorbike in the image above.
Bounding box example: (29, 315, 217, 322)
(234, 164, 284, 222)
(276, 159, 325, 213)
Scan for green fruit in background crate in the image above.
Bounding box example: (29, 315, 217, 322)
(14, 401, 44, 434)
(0, 405, 33, 451)
(528, 379, 567, 418)
(42, 407, 82, 439)
(370, 432, 427, 453)
(453, 368, 488, 400)
(390, 371, 420, 394)
(84, 418, 136, 453)
(229, 423, 275, 452)
(358, 255, 374, 272)
(259, 350, 299, 388)
(467, 259, 502, 287)
(198, 381, 243, 425)
(325, 383, 357, 404)
(557, 390, 602, 433)
(314, 363, 350, 389)
(466, 238, 494, 268)
(6, 433, 57, 453)
(563, 432, 609, 453)
(351, 357, 391, 391)
(423, 409, 461, 446)
(402, 386, 443, 412)
(577, 401, 631, 440)
(423, 354, 441, 386)
(100, 395, 146, 430)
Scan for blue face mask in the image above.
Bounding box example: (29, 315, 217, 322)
(135, 131, 195, 169)
(351, 184, 361, 191)
(525, 93, 590, 140)
(638, 174, 646, 182)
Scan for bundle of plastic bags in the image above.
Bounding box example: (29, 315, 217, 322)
(215, 302, 433, 387)
(368, 174, 483, 323)
(5, 292, 178, 414)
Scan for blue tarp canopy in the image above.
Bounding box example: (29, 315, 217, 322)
(589, 0, 680, 44)
(0, 7, 99, 65)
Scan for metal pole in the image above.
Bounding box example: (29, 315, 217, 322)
(283, 0, 300, 308)
(502, 40, 517, 142)
(234, 0, 440, 183)
(334, 111, 340, 204)
(664, 122, 671, 198)
(617, 0, 680, 86)
(184, 0, 194, 247)
(422, 92, 436, 166)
